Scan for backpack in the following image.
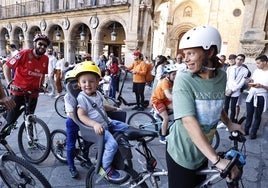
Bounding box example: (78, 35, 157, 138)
(145, 63, 154, 83)
(240, 64, 252, 92)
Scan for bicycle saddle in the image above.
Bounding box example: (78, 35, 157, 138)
(123, 127, 158, 141)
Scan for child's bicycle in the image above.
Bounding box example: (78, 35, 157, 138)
(127, 111, 220, 150)
(196, 130, 246, 188)
(4, 83, 51, 164)
(0, 106, 52, 188)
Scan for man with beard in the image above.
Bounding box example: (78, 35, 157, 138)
(3, 33, 50, 126)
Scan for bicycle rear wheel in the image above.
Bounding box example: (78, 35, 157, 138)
(18, 117, 51, 164)
(85, 165, 148, 188)
(127, 111, 159, 142)
(50, 129, 67, 163)
(0, 154, 51, 188)
(54, 94, 67, 119)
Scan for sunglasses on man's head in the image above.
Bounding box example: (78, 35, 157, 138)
(37, 42, 48, 48)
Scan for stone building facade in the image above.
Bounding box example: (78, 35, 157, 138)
(0, 0, 267, 64)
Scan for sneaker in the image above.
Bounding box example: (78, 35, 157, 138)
(69, 168, 79, 178)
(48, 92, 55, 96)
(131, 106, 139, 110)
(105, 166, 121, 180)
(159, 136, 167, 144)
(250, 134, 257, 140)
(54, 94, 61, 99)
(80, 160, 92, 169)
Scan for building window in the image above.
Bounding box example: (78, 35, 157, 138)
(183, 6, 192, 17)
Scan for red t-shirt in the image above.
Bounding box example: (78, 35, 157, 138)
(6, 49, 48, 97)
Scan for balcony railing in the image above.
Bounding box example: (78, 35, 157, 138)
(0, 0, 129, 20)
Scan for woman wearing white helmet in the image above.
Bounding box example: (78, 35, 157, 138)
(166, 26, 244, 187)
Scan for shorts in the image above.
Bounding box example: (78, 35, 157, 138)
(152, 100, 172, 114)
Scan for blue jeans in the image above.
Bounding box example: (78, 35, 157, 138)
(66, 118, 90, 169)
(244, 96, 264, 135)
(109, 75, 117, 99)
(224, 95, 238, 122)
(102, 120, 129, 169)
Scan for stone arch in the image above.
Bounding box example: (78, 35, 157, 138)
(168, 23, 195, 57)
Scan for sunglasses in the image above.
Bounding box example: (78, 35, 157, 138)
(37, 42, 48, 48)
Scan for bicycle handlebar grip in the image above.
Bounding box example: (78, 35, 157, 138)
(220, 153, 238, 178)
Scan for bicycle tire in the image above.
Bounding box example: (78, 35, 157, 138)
(212, 130, 220, 150)
(0, 154, 52, 188)
(127, 111, 159, 142)
(18, 117, 51, 164)
(54, 94, 67, 119)
(50, 129, 67, 163)
(85, 165, 148, 188)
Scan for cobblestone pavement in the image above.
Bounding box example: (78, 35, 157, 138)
(0, 75, 267, 188)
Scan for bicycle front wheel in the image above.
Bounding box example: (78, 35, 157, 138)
(127, 111, 159, 142)
(18, 117, 51, 164)
(54, 94, 67, 119)
(0, 154, 51, 188)
(50, 129, 67, 163)
(211, 130, 220, 150)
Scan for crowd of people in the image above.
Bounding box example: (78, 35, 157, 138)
(0, 26, 267, 187)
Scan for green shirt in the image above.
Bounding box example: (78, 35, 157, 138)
(166, 70, 226, 170)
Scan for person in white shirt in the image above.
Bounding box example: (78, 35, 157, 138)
(244, 55, 268, 139)
(46, 48, 57, 96)
(224, 54, 249, 122)
(54, 52, 65, 98)
(174, 54, 187, 72)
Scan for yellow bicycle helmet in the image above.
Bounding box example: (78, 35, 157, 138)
(75, 61, 101, 78)
(64, 69, 77, 83)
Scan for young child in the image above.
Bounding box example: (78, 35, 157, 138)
(75, 61, 129, 180)
(150, 64, 178, 144)
(100, 69, 111, 96)
(64, 69, 92, 178)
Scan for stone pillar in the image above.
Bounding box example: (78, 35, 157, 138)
(240, 0, 267, 59)
(91, 39, 105, 62)
(66, 40, 76, 63)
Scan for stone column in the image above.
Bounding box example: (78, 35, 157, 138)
(66, 40, 76, 63)
(91, 39, 105, 62)
(240, 0, 267, 59)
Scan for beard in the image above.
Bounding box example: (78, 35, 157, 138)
(35, 48, 46, 56)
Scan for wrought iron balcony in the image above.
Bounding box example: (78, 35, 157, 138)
(0, 0, 129, 20)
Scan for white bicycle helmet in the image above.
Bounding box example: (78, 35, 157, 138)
(179, 26, 222, 53)
(163, 64, 178, 74)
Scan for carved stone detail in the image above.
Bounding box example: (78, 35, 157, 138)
(240, 43, 266, 58)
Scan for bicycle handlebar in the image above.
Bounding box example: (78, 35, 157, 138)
(220, 153, 239, 178)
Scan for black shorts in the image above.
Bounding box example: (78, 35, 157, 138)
(132, 82, 145, 93)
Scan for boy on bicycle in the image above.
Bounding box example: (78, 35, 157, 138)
(150, 64, 178, 144)
(64, 69, 92, 178)
(76, 61, 129, 180)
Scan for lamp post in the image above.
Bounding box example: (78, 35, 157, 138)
(56, 27, 61, 41)
(19, 32, 24, 41)
(111, 23, 117, 41)
(5, 33, 9, 41)
(80, 25, 85, 41)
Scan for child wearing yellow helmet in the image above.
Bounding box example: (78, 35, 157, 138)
(76, 61, 129, 180)
(64, 68, 92, 178)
